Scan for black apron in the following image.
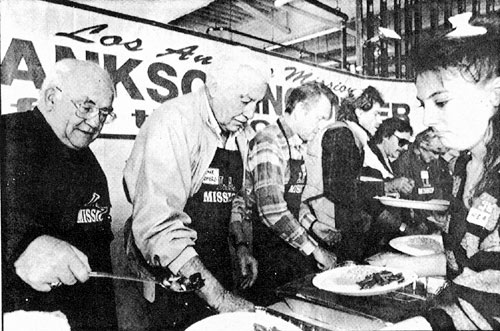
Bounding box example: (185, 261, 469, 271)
(244, 120, 316, 306)
(148, 147, 243, 330)
(184, 147, 243, 288)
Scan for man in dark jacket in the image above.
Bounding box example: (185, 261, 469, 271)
(393, 127, 453, 233)
(1, 59, 118, 330)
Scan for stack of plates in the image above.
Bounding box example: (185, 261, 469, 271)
(374, 196, 450, 211)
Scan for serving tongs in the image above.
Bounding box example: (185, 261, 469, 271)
(89, 271, 204, 293)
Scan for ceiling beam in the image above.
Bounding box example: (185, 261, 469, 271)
(281, 3, 335, 26)
(302, 0, 349, 21)
(266, 27, 339, 50)
(235, 0, 291, 34)
(177, 17, 211, 28)
(217, 2, 254, 19)
(201, 8, 244, 23)
(254, 0, 277, 11)
(191, 12, 228, 25)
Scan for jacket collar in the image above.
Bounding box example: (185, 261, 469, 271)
(369, 139, 394, 174)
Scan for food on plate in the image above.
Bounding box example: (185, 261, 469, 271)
(356, 270, 405, 289)
(406, 236, 443, 253)
(253, 323, 283, 331)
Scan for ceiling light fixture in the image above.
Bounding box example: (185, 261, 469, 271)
(365, 27, 402, 44)
(378, 27, 401, 40)
(265, 27, 340, 51)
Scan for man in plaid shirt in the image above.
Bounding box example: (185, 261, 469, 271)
(231, 82, 338, 305)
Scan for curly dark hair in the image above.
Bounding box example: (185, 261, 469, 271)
(336, 86, 385, 123)
(412, 11, 500, 202)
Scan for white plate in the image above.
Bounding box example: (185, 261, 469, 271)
(312, 265, 417, 296)
(390, 235, 444, 256)
(374, 196, 450, 211)
(360, 176, 384, 182)
(185, 311, 301, 331)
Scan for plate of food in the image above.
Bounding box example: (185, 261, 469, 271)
(390, 235, 444, 256)
(185, 311, 301, 331)
(312, 265, 417, 296)
(374, 196, 450, 211)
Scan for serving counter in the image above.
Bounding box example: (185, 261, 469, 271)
(265, 273, 445, 330)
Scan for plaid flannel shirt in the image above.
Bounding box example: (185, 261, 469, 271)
(232, 119, 318, 256)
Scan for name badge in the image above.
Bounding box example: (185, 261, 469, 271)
(466, 192, 500, 231)
(418, 187, 435, 195)
(202, 168, 219, 185)
(421, 170, 430, 187)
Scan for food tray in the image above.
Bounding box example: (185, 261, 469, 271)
(256, 306, 330, 331)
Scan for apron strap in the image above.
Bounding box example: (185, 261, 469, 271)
(277, 119, 294, 193)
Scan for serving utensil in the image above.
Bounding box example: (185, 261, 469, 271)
(89, 271, 203, 293)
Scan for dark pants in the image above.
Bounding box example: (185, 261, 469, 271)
(240, 220, 317, 307)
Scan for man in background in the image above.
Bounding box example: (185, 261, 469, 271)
(393, 127, 453, 234)
(363, 117, 415, 255)
(232, 82, 338, 306)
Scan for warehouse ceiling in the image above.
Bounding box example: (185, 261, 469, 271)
(171, 0, 362, 66)
(68, 0, 500, 75)
(70, 0, 380, 70)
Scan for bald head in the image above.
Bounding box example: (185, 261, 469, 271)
(206, 46, 271, 91)
(205, 47, 270, 133)
(38, 59, 115, 150)
(39, 59, 115, 104)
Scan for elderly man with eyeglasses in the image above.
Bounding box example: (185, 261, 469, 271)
(123, 47, 270, 330)
(1, 59, 117, 330)
(392, 127, 454, 234)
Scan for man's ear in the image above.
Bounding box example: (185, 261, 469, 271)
(415, 143, 424, 155)
(43, 86, 58, 111)
(206, 80, 218, 96)
(290, 101, 305, 118)
(490, 76, 500, 107)
(382, 135, 391, 144)
(354, 107, 363, 120)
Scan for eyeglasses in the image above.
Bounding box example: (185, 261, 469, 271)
(393, 134, 410, 148)
(55, 87, 116, 124)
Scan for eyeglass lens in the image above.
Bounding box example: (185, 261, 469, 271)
(395, 136, 410, 147)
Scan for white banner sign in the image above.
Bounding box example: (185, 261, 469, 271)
(1, 0, 423, 225)
(1, 0, 423, 138)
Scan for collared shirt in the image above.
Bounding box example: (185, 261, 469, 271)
(240, 118, 317, 255)
(124, 87, 254, 274)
